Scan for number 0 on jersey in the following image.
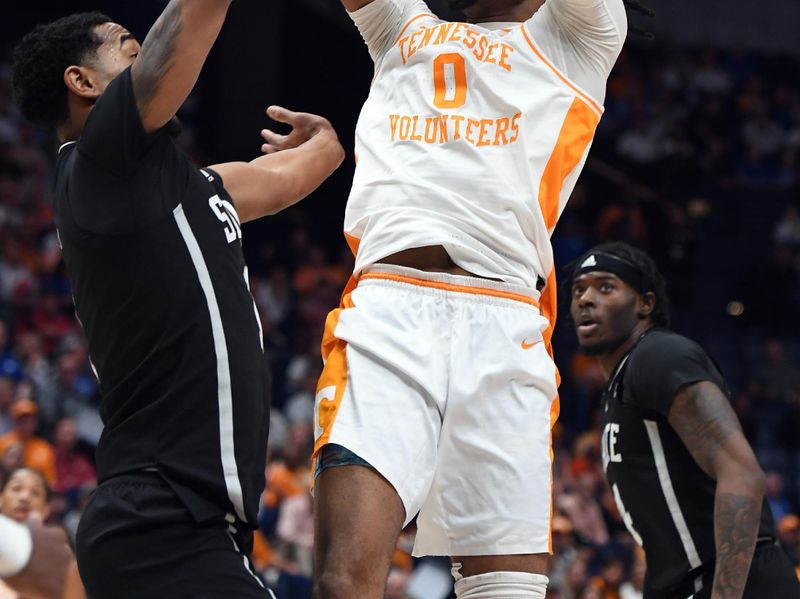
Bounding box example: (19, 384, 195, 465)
(433, 53, 468, 109)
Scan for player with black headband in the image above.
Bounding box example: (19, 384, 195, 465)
(567, 241, 800, 599)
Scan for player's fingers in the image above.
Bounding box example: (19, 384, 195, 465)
(261, 128, 288, 147)
(261, 143, 279, 155)
(266, 105, 299, 125)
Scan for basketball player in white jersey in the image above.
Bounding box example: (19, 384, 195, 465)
(312, 0, 638, 597)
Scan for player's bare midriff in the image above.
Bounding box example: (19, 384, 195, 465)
(378, 245, 502, 280)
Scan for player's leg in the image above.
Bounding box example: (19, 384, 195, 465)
(413, 280, 556, 598)
(311, 272, 447, 598)
(313, 456, 405, 599)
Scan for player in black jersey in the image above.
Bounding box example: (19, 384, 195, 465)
(11, 3, 344, 598)
(566, 242, 800, 599)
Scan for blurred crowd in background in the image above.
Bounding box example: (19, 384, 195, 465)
(0, 40, 798, 599)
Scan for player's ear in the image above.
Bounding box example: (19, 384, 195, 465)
(637, 291, 656, 319)
(64, 65, 102, 100)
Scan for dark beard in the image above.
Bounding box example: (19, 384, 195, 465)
(579, 334, 628, 357)
(445, 0, 479, 9)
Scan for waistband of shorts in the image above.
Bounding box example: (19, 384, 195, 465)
(359, 264, 541, 306)
(101, 469, 240, 528)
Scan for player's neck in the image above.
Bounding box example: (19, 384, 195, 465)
(463, 0, 545, 24)
(599, 322, 653, 378)
(58, 99, 91, 143)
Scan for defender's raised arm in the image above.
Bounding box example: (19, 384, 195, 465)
(131, 0, 233, 133)
(212, 106, 345, 222)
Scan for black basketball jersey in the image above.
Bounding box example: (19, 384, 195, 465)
(600, 329, 776, 598)
(52, 67, 269, 527)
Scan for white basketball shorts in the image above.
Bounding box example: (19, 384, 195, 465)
(313, 264, 559, 556)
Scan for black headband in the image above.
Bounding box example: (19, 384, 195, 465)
(572, 252, 649, 294)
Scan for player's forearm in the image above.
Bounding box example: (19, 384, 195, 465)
(249, 130, 344, 214)
(710, 472, 765, 599)
(132, 0, 233, 132)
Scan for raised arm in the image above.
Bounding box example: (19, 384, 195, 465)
(131, 0, 233, 133)
(210, 107, 345, 223)
(668, 381, 766, 599)
(343, 0, 431, 63)
(526, 0, 628, 104)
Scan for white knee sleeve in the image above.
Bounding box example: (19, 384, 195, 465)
(452, 569, 549, 598)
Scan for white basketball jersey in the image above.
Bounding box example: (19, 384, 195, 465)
(346, 0, 625, 289)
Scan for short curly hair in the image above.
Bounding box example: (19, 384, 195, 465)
(560, 241, 671, 329)
(12, 12, 112, 129)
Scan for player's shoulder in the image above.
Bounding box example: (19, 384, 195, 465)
(630, 329, 708, 367)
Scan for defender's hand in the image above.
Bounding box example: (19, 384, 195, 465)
(260, 106, 336, 154)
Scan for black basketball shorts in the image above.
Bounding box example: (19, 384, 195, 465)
(76, 472, 273, 599)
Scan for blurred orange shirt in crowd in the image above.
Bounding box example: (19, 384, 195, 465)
(263, 462, 310, 509)
(0, 432, 56, 484)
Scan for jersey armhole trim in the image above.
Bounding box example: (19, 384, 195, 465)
(392, 12, 437, 47)
(520, 25, 604, 117)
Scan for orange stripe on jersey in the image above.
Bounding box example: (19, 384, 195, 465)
(520, 25, 603, 116)
(538, 97, 600, 232)
(359, 272, 540, 308)
(393, 13, 436, 46)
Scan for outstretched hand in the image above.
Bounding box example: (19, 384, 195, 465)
(260, 106, 336, 154)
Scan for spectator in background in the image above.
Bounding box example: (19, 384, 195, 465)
(0, 237, 34, 307)
(765, 472, 794, 523)
(0, 378, 15, 436)
(562, 557, 590, 599)
(0, 322, 23, 383)
(0, 468, 86, 599)
(559, 471, 610, 547)
(751, 339, 800, 404)
(52, 418, 95, 501)
(548, 513, 580, 594)
(618, 554, 645, 599)
(777, 514, 799, 572)
(14, 332, 56, 421)
(0, 467, 50, 523)
(28, 291, 75, 356)
(589, 555, 627, 598)
(0, 443, 22, 487)
(0, 401, 54, 484)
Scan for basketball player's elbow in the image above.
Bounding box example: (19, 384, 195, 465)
(714, 454, 766, 498)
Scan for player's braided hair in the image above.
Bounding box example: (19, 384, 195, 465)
(622, 0, 656, 40)
(560, 241, 671, 329)
(11, 12, 112, 129)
